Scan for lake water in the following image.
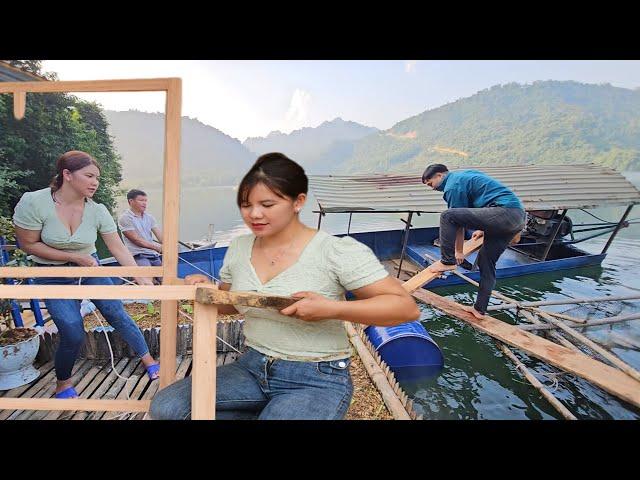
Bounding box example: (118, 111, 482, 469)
(116, 172, 640, 419)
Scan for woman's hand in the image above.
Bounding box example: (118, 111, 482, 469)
(72, 253, 99, 267)
(280, 291, 341, 322)
(184, 274, 212, 285)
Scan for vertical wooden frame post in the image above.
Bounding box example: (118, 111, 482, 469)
(192, 286, 218, 420)
(159, 78, 182, 388)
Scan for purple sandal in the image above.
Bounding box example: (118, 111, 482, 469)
(55, 386, 79, 399)
(145, 363, 160, 381)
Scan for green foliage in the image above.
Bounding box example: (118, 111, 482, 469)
(0, 61, 123, 217)
(147, 302, 156, 315)
(180, 303, 193, 315)
(340, 81, 640, 174)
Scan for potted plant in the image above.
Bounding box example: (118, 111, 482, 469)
(0, 216, 40, 390)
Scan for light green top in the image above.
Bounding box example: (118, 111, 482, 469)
(219, 230, 389, 361)
(12, 187, 117, 265)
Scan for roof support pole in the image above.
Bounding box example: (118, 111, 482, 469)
(347, 212, 353, 236)
(601, 204, 633, 255)
(541, 209, 568, 261)
(396, 212, 414, 278)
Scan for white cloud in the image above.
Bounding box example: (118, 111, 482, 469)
(282, 88, 312, 132)
(405, 60, 418, 73)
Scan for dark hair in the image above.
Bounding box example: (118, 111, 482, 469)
(421, 163, 449, 183)
(127, 189, 147, 201)
(237, 153, 308, 207)
(50, 150, 100, 192)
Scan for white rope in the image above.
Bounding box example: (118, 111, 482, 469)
(177, 255, 221, 283)
(177, 309, 243, 354)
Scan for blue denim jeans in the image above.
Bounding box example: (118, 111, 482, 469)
(32, 255, 150, 381)
(439, 206, 526, 314)
(149, 347, 353, 420)
(133, 253, 162, 284)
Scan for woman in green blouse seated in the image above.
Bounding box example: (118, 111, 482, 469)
(150, 152, 421, 420)
(13, 151, 159, 399)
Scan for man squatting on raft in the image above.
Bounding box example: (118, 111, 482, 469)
(422, 164, 526, 319)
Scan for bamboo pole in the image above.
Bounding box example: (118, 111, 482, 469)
(519, 312, 640, 331)
(499, 344, 577, 420)
(531, 309, 640, 383)
(487, 294, 640, 311)
(345, 322, 411, 420)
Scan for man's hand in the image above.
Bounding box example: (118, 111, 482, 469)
(471, 230, 484, 241)
(154, 243, 163, 254)
(133, 277, 154, 286)
(280, 291, 340, 322)
(455, 250, 465, 265)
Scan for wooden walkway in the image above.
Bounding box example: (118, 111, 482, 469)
(0, 352, 239, 420)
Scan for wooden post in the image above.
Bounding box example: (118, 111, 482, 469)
(192, 291, 218, 420)
(159, 78, 182, 388)
(13, 91, 26, 120)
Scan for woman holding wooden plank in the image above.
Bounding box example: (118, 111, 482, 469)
(150, 153, 420, 420)
(12, 150, 160, 399)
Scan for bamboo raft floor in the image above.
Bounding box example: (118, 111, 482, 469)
(0, 350, 393, 420)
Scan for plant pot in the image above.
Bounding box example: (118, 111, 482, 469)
(0, 328, 41, 390)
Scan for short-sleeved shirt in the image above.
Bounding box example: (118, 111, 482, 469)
(12, 187, 117, 265)
(219, 230, 389, 361)
(437, 170, 524, 210)
(118, 209, 159, 256)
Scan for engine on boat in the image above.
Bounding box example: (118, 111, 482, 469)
(523, 210, 573, 242)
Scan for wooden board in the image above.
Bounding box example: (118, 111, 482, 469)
(411, 289, 640, 408)
(196, 286, 297, 310)
(402, 237, 484, 292)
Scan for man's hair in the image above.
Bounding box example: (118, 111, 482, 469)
(421, 164, 449, 183)
(127, 189, 147, 201)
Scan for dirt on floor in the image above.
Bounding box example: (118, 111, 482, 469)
(0, 327, 38, 347)
(83, 300, 394, 420)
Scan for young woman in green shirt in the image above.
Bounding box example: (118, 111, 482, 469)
(150, 153, 420, 420)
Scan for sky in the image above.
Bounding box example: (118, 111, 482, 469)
(42, 60, 640, 142)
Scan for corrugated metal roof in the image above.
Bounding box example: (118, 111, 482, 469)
(0, 61, 46, 82)
(308, 164, 640, 213)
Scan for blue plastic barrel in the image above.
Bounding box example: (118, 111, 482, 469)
(364, 321, 444, 382)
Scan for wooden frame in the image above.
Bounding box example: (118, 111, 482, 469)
(0, 79, 291, 419)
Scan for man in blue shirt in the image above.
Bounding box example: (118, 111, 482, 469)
(422, 164, 526, 319)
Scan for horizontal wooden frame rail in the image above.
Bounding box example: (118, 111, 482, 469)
(0, 282, 297, 419)
(0, 77, 183, 390)
(0, 78, 176, 94)
(0, 266, 164, 278)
